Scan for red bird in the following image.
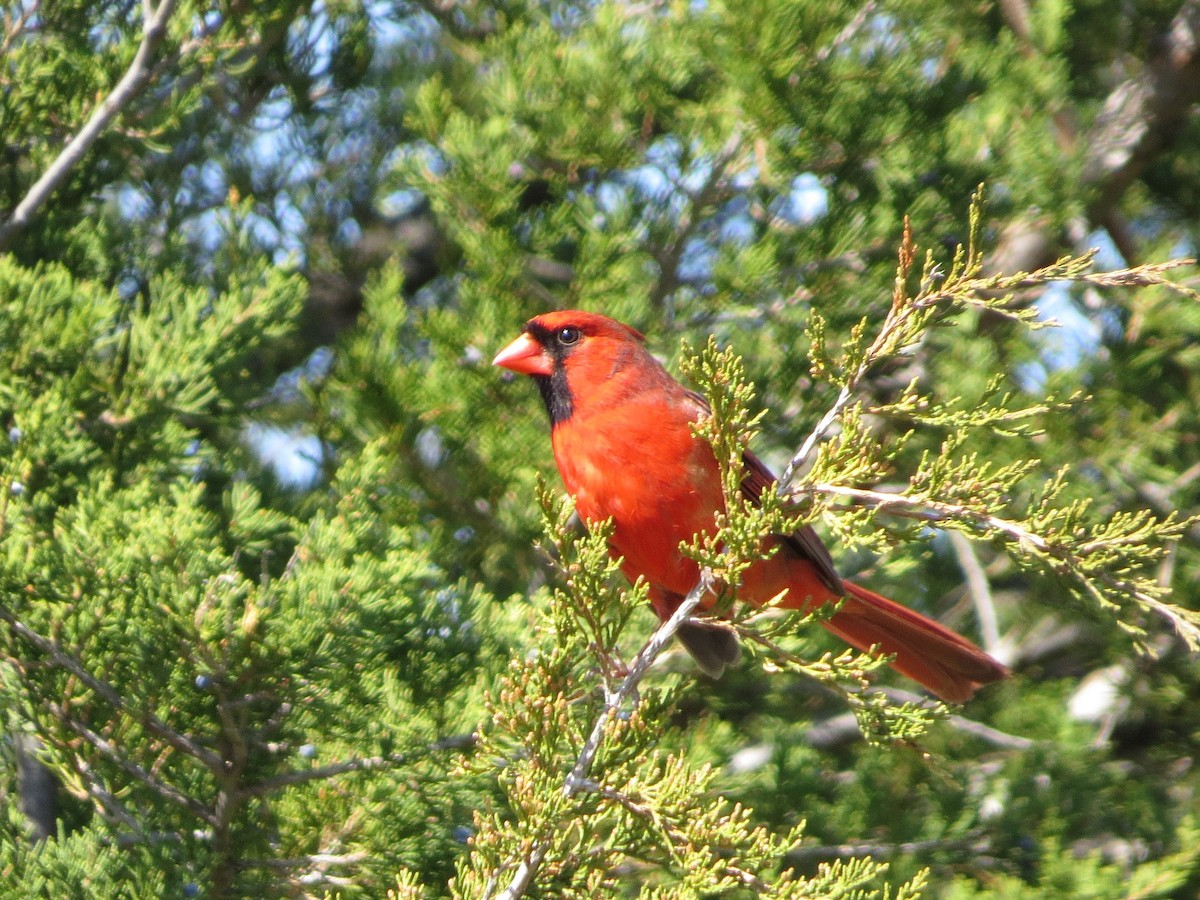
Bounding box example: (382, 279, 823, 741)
(494, 310, 1008, 702)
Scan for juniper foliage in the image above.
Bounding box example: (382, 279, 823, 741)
(2, 1, 1200, 897)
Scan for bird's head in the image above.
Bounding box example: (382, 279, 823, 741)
(493, 310, 647, 426)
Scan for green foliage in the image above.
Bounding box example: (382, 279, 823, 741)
(681, 337, 948, 746)
(450, 203, 1194, 891)
(795, 203, 1200, 655)
(451, 487, 914, 897)
(679, 337, 783, 592)
(0, 801, 174, 898)
(0, 258, 492, 894)
(3, 0, 1200, 897)
(942, 819, 1200, 900)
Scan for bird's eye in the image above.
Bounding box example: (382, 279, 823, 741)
(557, 326, 581, 345)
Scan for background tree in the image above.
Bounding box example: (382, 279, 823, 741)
(1, 0, 1199, 897)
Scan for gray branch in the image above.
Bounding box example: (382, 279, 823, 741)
(52, 704, 217, 826)
(0, 0, 180, 250)
(948, 530, 1002, 653)
(993, 0, 1200, 269)
(1084, 0, 1200, 212)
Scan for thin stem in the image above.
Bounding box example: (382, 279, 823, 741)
(787, 831, 991, 866)
(804, 482, 1051, 548)
(779, 224, 921, 489)
(778, 384, 853, 490)
(948, 530, 1002, 652)
(801, 482, 1200, 648)
(565, 569, 714, 797)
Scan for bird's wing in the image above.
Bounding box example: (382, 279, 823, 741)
(684, 389, 843, 596)
(738, 447, 843, 595)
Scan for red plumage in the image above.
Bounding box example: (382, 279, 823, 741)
(494, 310, 1008, 702)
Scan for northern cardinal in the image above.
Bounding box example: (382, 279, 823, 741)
(494, 310, 1008, 702)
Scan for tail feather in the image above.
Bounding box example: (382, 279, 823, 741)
(821, 581, 1009, 703)
(676, 620, 741, 678)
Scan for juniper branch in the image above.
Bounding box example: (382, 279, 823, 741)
(577, 778, 771, 892)
(72, 756, 145, 832)
(780, 381, 858, 491)
(0, 603, 226, 773)
(780, 205, 1194, 491)
(565, 569, 715, 796)
(245, 733, 476, 796)
(52, 703, 218, 826)
(780, 219, 925, 488)
(488, 569, 715, 900)
(803, 483, 1200, 650)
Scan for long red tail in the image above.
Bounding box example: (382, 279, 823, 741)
(819, 582, 1009, 702)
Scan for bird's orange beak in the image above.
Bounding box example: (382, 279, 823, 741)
(493, 331, 553, 376)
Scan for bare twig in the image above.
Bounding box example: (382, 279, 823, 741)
(565, 569, 715, 797)
(779, 221, 949, 489)
(948, 530, 1001, 652)
(73, 755, 144, 832)
(779, 230, 919, 489)
(816, 1, 879, 63)
(997, 0, 1033, 47)
(0, 0, 180, 249)
(488, 835, 550, 900)
(779, 382, 855, 490)
(240, 851, 369, 870)
(807, 482, 1025, 550)
(1, 0, 40, 58)
(787, 830, 991, 866)
(147, 0, 289, 123)
(649, 131, 745, 310)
